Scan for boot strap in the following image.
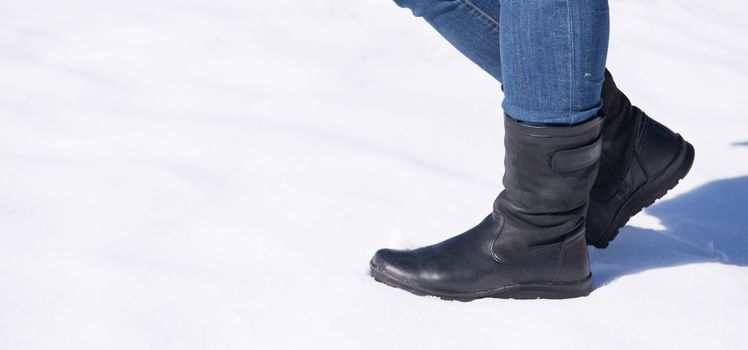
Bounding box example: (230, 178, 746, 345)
(550, 137, 603, 172)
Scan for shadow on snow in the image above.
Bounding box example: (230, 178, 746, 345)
(590, 174, 748, 288)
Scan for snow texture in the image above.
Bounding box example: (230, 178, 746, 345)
(1, 0, 747, 348)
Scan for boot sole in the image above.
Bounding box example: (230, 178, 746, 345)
(370, 260, 592, 301)
(591, 138, 695, 248)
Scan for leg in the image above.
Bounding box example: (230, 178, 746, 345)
(371, 0, 610, 300)
(499, 0, 609, 125)
(395, 0, 609, 124)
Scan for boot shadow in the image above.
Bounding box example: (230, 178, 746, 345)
(589, 175, 748, 288)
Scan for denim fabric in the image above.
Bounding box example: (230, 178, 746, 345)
(393, 0, 609, 125)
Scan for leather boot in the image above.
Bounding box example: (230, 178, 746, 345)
(587, 69, 695, 248)
(370, 114, 603, 300)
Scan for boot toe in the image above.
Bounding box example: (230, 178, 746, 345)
(370, 246, 463, 294)
(370, 248, 420, 284)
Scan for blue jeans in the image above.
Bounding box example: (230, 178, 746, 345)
(394, 0, 610, 125)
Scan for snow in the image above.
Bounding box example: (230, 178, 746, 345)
(1, 0, 747, 348)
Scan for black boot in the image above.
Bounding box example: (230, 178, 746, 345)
(370, 114, 603, 300)
(586, 70, 695, 248)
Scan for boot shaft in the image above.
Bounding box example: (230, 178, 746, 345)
(494, 114, 603, 259)
(501, 114, 604, 214)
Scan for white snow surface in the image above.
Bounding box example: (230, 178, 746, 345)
(1, 0, 747, 348)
